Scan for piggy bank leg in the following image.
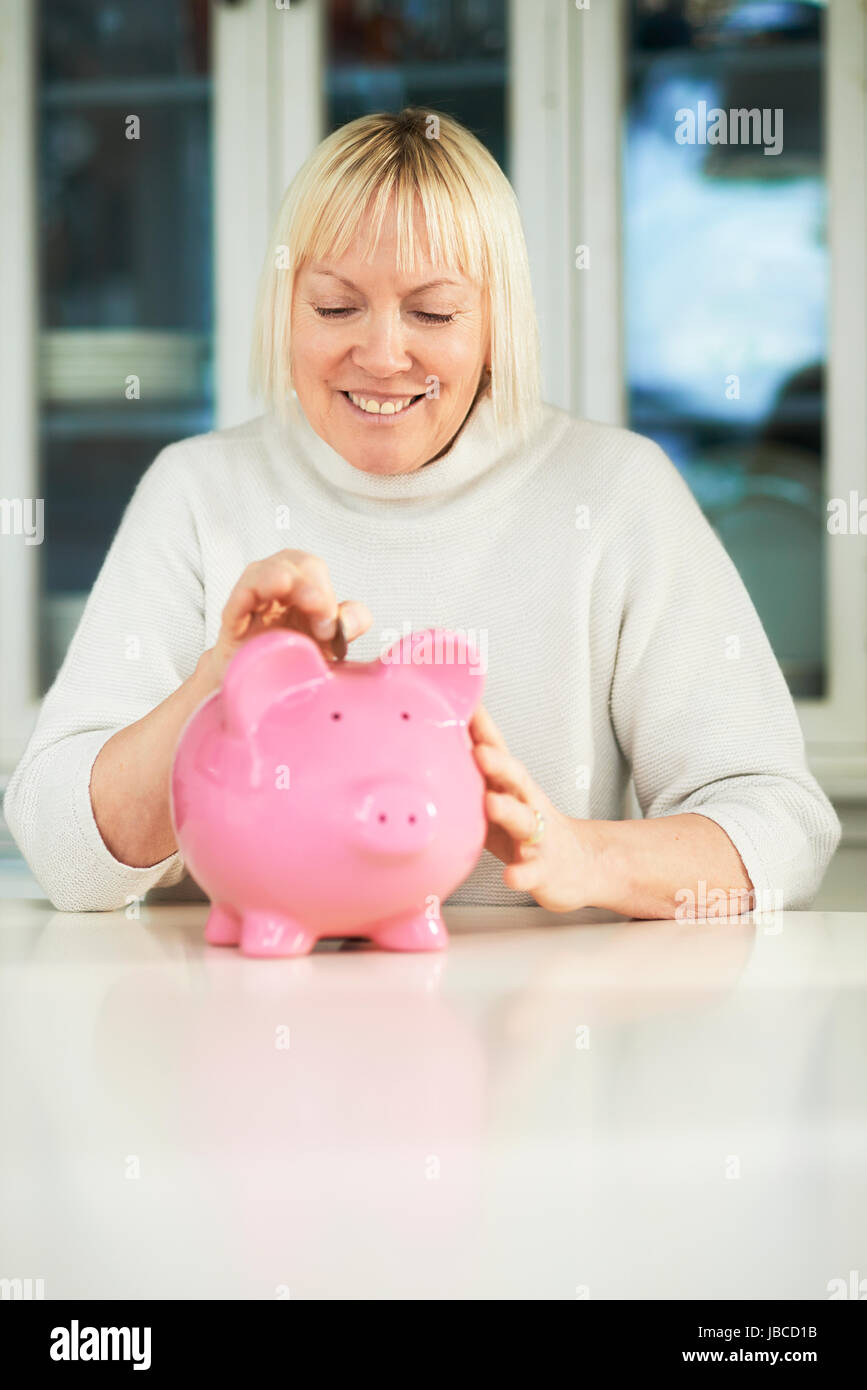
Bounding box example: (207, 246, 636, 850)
(240, 910, 315, 958)
(368, 910, 449, 953)
(204, 903, 242, 947)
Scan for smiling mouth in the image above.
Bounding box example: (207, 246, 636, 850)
(339, 390, 427, 421)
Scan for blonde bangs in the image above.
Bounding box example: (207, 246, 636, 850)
(297, 163, 487, 285)
(249, 109, 542, 444)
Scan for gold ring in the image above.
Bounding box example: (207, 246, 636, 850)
(523, 807, 545, 847)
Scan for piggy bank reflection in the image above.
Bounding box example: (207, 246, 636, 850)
(170, 628, 487, 957)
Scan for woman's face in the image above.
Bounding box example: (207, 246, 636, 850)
(290, 203, 490, 474)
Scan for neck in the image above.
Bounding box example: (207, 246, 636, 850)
(268, 387, 525, 514)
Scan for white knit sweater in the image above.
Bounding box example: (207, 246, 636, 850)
(3, 391, 841, 912)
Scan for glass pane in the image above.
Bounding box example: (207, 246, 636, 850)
(324, 0, 509, 173)
(623, 0, 827, 698)
(37, 0, 214, 692)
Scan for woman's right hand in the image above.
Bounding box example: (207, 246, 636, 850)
(201, 550, 373, 686)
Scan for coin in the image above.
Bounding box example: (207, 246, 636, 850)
(331, 614, 347, 661)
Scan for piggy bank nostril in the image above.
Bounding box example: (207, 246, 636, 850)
(357, 785, 438, 854)
(400, 712, 410, 720)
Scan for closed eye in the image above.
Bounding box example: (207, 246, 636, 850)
(314, 307, 455, 324)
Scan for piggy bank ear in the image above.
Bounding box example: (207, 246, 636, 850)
(221, 630, 330, 737)
(380, 628, 485, 721)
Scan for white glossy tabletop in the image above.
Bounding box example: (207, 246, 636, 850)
(1, 899, 864, 1300)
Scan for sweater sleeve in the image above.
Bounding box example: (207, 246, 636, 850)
(2, 442, 207, 912)
(607, 438, 841, 909)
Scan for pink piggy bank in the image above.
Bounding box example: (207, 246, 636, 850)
(170, 628, 487, 957)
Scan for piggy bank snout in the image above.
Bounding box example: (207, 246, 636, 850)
(355, 782, 437, 855)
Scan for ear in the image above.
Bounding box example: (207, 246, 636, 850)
(380, 628, 485, 721)
(221, 630, 331, 738)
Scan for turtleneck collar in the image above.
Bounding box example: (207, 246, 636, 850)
(266, 388, 525, 515)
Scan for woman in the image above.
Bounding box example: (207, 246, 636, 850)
(4, 108, 840, 921)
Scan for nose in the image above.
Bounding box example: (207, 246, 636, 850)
(355, 783, 436, 855)
(351, 312, 413, 379)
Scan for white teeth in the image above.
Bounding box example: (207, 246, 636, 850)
(346, 391, 415, 414)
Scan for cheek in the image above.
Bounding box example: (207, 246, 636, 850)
(430, 325, 485, 373)
(292, 317, 346, 377)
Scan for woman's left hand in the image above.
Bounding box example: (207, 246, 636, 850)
(469, 704, 600, 912)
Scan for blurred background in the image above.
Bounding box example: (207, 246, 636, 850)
(1, 0, 865, 903)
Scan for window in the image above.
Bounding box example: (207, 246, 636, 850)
(623, 0, 827, 698)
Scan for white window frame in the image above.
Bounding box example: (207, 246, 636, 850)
(0, 0, 39, 770)
(513, 0, 867, 798)
(213, 0, 323, 430)
(0, 0, 322, 771)
(3, 0, 865, 803)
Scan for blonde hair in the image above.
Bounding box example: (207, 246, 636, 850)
(248, 107, 543, 445)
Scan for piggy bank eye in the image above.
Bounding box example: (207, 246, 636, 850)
(330, 711, 342, 721)
(400, 711, 411, 720)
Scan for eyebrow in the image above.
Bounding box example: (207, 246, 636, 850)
(307, 265, 464, 294)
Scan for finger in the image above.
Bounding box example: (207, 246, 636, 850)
(485, 791, 538, 843)
(223, 557, 302, 626)
(258, 596, 289, 627)
(474, 742, 537, 802)
(336, 600, 373, 641)
(469, 703, 508, 750)
(284, 556, 340, 639)
(503, 859, 542, 892)
(235, 556, 339, 641)
(222, 581, 283, 641)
